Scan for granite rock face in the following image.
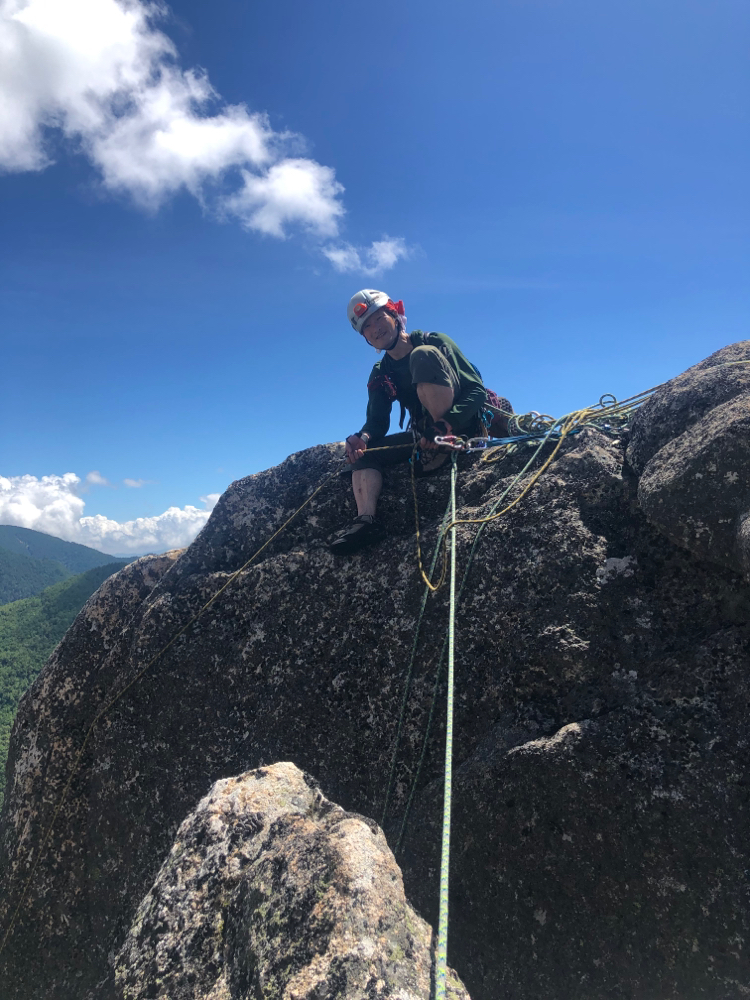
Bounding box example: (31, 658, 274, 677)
(1, 344, 749, 1000)
(0, 550, 182, 878)
(627, 340, 750, 576)
(114, 761, 469, 1000)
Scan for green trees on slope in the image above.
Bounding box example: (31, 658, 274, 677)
(0, 547, 71, 604)
(0, 563, 125, 806)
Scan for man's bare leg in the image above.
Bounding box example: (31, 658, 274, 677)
(350, 384, 453, 517)
(417, 383, 454, 422)
(352, 467, 383, 517)
(416, 383, 455, 470)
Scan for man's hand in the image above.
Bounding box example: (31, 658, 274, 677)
(345, 434, 369, 464)
(420, 418, 452, 451)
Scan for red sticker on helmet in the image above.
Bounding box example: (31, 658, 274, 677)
(354, 302, 368, 317)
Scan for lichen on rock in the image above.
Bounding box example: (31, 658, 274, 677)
(114, 761, 469, 999)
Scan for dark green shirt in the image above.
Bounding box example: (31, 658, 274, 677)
(359, 331, 486, 439)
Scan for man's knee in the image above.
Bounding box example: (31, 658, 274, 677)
(410, 344, 442, 361)
(410, 345, 446, 381)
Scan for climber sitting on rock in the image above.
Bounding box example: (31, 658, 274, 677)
(328, 288, 511, 555)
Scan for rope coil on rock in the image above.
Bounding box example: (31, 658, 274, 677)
(410, 362, 750, 593)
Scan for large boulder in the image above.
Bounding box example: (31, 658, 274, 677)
(114, 761, 469, 999)
(1, 344, 749, 999)
(627, 340, 750, 576)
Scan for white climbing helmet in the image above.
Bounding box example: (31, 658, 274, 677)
(347, 289, 391, 333)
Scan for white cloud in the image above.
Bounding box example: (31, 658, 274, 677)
(0, 0, 345, 239)
(86, 469, 110, 486)
(0, 472, 216, 554)
(321, 244, 361, 273)
(0, 473, 85, 539)
(123, 477, 149, 488)
(224, 159, 344, 238)
(322, 236, 410, 275)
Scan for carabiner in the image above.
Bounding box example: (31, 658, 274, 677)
(434, 435, 469, 451)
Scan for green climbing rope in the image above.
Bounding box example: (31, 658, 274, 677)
(435, 452, 458, 999)
(395, 433, 555, 856)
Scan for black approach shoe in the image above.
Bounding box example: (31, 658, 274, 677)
(328, 514, 385, 555)
(413, 449, 450, 478)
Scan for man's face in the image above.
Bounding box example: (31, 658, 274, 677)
(362, 307, 397, 349)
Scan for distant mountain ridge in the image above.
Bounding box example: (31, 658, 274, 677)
(0, 525, 127, 604)
(0, 524, 123, 573)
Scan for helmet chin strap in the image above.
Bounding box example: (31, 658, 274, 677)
(385, 327, 401, 352)
(384, 311, 406, 352)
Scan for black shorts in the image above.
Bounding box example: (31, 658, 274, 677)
(341, 431, 416, 474)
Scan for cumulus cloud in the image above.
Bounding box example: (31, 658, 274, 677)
(224, 159, 344, 239)
(322, 236, 411, 275)
(123, 477, 150, 488)
(0, 472, 217, 554)
(0, 0, 344, 238)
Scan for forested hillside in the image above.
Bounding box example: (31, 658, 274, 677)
(0, 525, 127, 604)
(0, 547, 70, 604)
(0, 562, 125, 804)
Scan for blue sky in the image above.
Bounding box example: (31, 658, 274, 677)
(1, 0, 747, 553)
